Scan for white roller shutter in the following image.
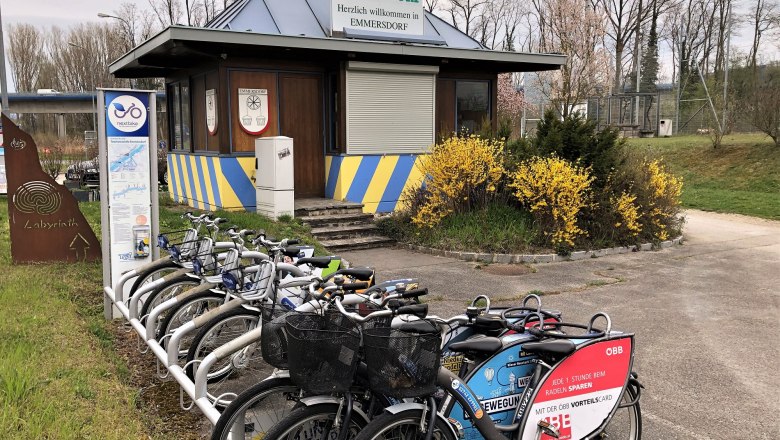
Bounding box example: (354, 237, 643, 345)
(346, 64, 436, 155)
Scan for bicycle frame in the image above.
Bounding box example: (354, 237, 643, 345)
(437, 333, 636, 440)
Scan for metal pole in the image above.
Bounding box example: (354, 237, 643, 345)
(722, 1, 731, 133)
(0, 1, 10, 113)
(697, 62, 722, 134)
(635, 32, 642, 127)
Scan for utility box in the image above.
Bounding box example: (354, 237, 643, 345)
(256, 136, 294, 219)
(658, 119, 673, 137)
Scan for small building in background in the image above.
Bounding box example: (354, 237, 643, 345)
(110, 0, 564, 213)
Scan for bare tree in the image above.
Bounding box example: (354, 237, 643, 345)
(531, 0, 611, 116)
(742, 66, 780, 147)
(446, 0, 487, 37)
(7, 24, 44, 92)
(148, 0, 183, 27)
(594, 0, 652, 92)
(424, 0, 440, 13)
(746, 0, 779, 71)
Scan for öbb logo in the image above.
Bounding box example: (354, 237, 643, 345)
(606, 345, 624, 356)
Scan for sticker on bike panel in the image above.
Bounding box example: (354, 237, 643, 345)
(451, 379, 484, 419)
(447, 339, 537, 440)
(520, 337, 633, 440)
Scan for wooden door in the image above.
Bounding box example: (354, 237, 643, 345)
(280, 74, 325, 198)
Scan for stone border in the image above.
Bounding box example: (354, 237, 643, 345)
(399, 236, 684, 264)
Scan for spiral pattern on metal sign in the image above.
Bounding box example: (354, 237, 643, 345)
(13, 181, 62, 215)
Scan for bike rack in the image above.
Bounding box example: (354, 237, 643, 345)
(103, 261, 372, 440)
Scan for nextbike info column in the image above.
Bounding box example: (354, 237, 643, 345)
(99, 89, 159, 319)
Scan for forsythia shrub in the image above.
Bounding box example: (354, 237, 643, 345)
(510, 156, 594, 249)
(611, 191, 642, 238)
(407, 135, 505, 228)
(645, 160, 683, 241)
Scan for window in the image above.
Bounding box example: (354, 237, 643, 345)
(167, 80, 192, 151)
(346, 62, 438, 155)
(456, 81, 490, 133)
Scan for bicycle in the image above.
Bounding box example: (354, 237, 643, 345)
(212, 292, 559, 440)
(354, 309, 642, 440)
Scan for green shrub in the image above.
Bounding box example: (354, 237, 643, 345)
(533, 109, 625, 186)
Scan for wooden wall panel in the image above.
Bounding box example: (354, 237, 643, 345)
(280, 73, 325, 197)
(436, 78, 456, 140)
(191, 74, 207, 151)
(229, 70, 279, 153)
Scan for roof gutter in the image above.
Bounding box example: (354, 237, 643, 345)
(110, 26, 566, 75)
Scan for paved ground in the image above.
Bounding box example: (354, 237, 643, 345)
(343, 210, 780, 439)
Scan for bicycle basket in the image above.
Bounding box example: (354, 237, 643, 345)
(159, 229, 199, 261)
(259, 304, 296, 369)
(363, 321, 442, 398)
(284, 312, 361, 394)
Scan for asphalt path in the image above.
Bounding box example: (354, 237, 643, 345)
(343, 210, 780, 439)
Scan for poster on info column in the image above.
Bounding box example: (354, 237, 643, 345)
(100, 90, 157, 313)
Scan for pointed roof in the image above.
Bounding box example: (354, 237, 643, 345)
(109, 1, 565, 78)
(203, 0, 482, 49)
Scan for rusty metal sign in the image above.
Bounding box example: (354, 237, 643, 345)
(2, 114, 101, 263)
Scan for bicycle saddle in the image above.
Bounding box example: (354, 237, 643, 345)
(295, 257, 334, 268)
(522, 339, 576, 358)
(449, 335, 503, 357)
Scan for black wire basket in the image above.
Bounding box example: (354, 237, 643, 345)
(284, 312, 361, 394)
(260, 304, 296, 369)
(363, 320, 442, 398)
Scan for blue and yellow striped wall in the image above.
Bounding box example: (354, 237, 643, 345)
(325, 154, 425, 213)
(168, 152, 427, 214)
(167, 153, 256, 211)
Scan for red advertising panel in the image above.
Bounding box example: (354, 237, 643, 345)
(521, 336, 633, 440)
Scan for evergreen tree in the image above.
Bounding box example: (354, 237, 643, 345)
(640, 1, 659, 93)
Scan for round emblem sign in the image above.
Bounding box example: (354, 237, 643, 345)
(107, 95, 147, 133)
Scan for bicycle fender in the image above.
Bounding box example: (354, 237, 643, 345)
(383, 402, 427, 415)
(383, 403, 459, 438)
(295, 398, 372, 425)
(297, 396, 342, 406)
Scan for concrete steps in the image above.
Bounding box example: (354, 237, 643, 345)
(295, 200, 393, 251)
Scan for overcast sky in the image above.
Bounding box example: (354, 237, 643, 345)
(1, 0, 777, 91)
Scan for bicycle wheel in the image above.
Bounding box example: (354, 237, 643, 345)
(186, 308, 272, 406)
(139, 276, 200, 327)
(354, 409, 456, 440)
(156, 290, 226, 355)
(599, 385, 642, 439)
(128, 260, 180, 296)
(261, 402, 368, 440)
(211, 377, 300, 440)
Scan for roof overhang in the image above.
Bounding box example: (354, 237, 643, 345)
(110, 26, 566, 78)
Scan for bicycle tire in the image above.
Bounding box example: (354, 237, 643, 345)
(600, 384, 642, 440)
(261, 402, 369, 440)
(128, 260, 180, 296)
(210, 377, 300, 440)
(139, 276, 200, 327)
(185, 308, 272, 406)
(185, 307, 263, 381)
(353, 408, 457, 440)
(156, 290, 226, 353)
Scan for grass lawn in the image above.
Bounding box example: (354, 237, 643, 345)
(0, 198, 153, 439)
(0, 194, 325, 439)
(627, 133, 780, 220)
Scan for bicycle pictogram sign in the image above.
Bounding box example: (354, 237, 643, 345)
(113, 102, 144, 119)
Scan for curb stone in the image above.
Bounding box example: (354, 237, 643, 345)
(399, 235, 683, 265)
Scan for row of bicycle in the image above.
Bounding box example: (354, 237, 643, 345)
(104, 211, 643, 440)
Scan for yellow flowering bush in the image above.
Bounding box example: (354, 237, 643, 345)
(645, 160, 683, 241)
(407, 135, 505, 228)
(612, 191, 642, 238)
(510, 156, 594, 249)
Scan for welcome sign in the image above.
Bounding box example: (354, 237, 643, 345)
(331, 0, 424, 36)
